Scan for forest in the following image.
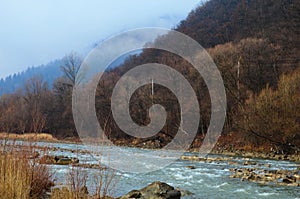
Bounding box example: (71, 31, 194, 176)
(0, 0, 299, 154)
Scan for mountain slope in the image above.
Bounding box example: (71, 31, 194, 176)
(0, 60, 63, 95)
(178, 0, 299, 45)
(93, 0, 300, 149)
(177, 0, 299, 65)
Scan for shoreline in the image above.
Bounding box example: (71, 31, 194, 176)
(1, 133, 299, 163)
(210, 150, 300, 163)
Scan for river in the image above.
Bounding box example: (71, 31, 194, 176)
(13, 141, 300, 198)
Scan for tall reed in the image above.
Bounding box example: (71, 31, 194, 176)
(0, 141, 53, 199)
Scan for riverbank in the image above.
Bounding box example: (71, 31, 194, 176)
(1, 132, 300, 163)
(107, 136, 300, 163)
(0, 132, 58, 142)
(210, 149, 300, 162)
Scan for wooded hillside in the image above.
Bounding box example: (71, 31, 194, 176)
(0, 0, 299, 154)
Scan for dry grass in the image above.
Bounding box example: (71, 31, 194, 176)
(0, 133, 57, 142)
(0, 133, 119, 199)
(92, 166, 119, 198)
(50, 165, 118, 199)
(50, 143, 120, 199)
(51, 187, 89, 199)
(0, 143, 53, 199)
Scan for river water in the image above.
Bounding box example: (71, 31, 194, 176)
(17, 141, 300, 198)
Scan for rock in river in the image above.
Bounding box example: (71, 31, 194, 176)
(39, 155, 79, 165)
(119, 181, 181, 199)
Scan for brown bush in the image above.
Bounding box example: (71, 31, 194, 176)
(0, 143, 53, 199)
(241, 69, 300, 153)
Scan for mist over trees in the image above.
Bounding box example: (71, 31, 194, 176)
(0, 60, 63, 96)
(0, 0, 299, 153)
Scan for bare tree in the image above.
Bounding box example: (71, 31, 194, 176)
(24, 77, 49, 134)
(60, 52, 82, 87)
(0, 95, 17, 133)
(52, 53, 83, 137)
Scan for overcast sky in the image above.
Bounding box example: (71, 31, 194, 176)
(0, 0, 201, 79)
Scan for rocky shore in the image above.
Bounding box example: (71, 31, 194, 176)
(229, 167, 300, 186)
(180, 155, 300, 187)
(111, 138, 300, 162)
(211, 149, 300, 162)
(39, 155, 107, 169)
(3, 136, 300, 163)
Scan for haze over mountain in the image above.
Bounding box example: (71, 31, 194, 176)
(0, 1, 200, 95)
(0, 1, 199, 79)
(0, 60, 63, 95)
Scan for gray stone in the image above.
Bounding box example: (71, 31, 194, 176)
(119, 181, 182, 199)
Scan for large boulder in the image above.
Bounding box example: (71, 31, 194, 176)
(119, 181, 181, 199)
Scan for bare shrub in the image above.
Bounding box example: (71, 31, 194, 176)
(0, 142, 53, 199)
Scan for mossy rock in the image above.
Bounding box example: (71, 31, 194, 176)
(56, 158, 72, 165)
